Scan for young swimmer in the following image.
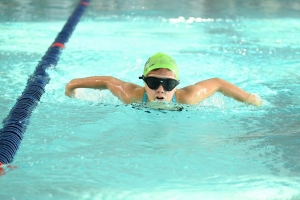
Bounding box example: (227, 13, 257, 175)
(65, 52, 262, 106)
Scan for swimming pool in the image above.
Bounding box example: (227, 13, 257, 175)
(1, 0, 300, 199)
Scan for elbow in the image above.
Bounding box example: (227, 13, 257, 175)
(210, 77, 223, 91)
(211, 77, 223, 83)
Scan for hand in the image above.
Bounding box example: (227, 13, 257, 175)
(65, 83, 76, 98)
(247, 94, 263, 106)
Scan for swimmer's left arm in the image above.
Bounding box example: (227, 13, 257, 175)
(216, 78, 262, 106)
(178, 78, 262, 106)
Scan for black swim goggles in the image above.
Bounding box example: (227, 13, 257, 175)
(139, 75, 180, 91)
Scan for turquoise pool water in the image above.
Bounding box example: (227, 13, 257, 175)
(0, 0, 300, 199)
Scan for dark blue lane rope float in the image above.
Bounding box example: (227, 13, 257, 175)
(0, 0, 90, 165)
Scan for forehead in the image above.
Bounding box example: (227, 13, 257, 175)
(146, 68, 176, 78)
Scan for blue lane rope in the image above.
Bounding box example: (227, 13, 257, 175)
(0, 0, 90, 165)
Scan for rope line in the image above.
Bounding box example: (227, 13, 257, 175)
(0, 0, 90, 165)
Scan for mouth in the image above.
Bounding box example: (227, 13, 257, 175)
(155, 96, 165, 101)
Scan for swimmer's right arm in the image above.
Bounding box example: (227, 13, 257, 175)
(65, 76, 111, 97)
(65, 76, 144, 103)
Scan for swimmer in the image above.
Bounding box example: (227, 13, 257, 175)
(65, 52, 262, 106)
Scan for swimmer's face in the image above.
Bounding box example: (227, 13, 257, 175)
(144, 68, 177, 102)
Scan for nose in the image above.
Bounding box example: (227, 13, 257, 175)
(156, 84, 165, 93)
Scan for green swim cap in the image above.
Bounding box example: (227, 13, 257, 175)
(143, 52, 179, 80)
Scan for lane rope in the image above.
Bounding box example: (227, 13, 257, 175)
(0, 0, 91, 165)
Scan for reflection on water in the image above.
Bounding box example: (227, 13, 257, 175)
(1, 0, 300, 21)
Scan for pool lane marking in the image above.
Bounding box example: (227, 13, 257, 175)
(51, 42, 65, 48)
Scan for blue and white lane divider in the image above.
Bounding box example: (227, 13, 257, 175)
(0, 0, 91, 165)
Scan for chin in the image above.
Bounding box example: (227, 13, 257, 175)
(152, 99, 168, 103)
